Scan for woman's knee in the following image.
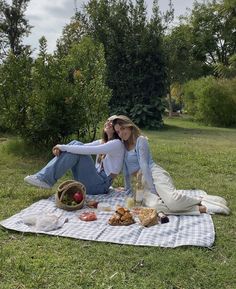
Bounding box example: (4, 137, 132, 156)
(162, 191, 184, 211)
(68, 140, 83, 145)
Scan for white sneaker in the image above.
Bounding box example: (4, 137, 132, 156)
(202, 195, 228, 206)
(24, 175, 52, 189)
(201, 199, 230, 215)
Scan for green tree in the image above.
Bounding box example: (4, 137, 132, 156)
(188, 0, 236, 71)
(184, 76, 236, 126)
(23, 36, 110, 145)
(163, 0, 236, 115)
(0, 0, 32, 59)
(56, 11, 88, 58)
(164, 24, 206, 115)
(215, 54, 236, 78)
(55, 0, 168, 128)
(213, 0, 236, 78)
(83, 0, 167, 128)
(0, 50, 32, 131)
(65, 37, 111, 140)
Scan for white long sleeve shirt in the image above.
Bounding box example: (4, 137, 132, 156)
(57, 139, 125, 176)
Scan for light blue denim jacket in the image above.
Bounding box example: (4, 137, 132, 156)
(123, 136, 157, 194)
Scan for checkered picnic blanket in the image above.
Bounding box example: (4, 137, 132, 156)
(0, 189, 215, 248)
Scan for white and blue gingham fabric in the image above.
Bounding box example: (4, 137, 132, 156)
(0, 189, 215, 248)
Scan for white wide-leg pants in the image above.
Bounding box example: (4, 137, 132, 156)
(143, 164, 203, 215)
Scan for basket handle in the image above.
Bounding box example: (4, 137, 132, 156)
(57, 180, 75, 193)
(59, 189, 67, 202)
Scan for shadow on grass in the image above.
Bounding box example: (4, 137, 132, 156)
(31, 192, 54, 203)
(0, 137, 52, 160)
(161, 124, 210, 135)
(147, 122, 236, 138)
(2, 119, 236, 159)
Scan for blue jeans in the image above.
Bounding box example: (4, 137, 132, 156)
(35, 141, 113, 195)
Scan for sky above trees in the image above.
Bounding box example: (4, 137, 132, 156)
(18, 0, 203, 54)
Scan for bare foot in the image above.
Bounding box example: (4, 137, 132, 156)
(199, 205, 207, 213)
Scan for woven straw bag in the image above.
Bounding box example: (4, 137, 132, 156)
(55, 180, 86, 211)
(138, 208, 158, 227)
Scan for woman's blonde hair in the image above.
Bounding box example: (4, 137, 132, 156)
(112, 115, 141, 145)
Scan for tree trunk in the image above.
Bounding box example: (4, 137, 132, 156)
(167, 92, 173, 117)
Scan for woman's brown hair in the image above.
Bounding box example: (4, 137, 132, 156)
(97, 115, 120, 163)
(112, 115, 141, 147)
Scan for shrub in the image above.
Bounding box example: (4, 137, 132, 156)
(183, 76, 236, 127)
(0, 51, 33, 133)
(65, 37, 111, 140)
(112, 97, 165, 129)
(23, 37, 111, 145)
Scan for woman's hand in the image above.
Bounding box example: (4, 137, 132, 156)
(52, 145, 61, 157)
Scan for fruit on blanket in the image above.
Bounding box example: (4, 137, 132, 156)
(73, 191, 84, 203)
(158, 212, 169, 224)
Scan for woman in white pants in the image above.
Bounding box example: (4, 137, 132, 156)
(112, 115, 230, 215)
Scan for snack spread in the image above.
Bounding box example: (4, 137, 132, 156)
(77, 201, 168, 226)
(108, 206, 135, 226)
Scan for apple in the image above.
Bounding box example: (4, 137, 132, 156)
(73, 191, 84, 203)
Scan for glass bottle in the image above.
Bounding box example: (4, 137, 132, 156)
(125, 174, 137, 209)
(135, 171, 144, 206)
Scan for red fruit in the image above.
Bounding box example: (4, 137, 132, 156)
(73, 191, 84, 203)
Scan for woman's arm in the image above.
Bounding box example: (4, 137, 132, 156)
(55, 139, 122, 155)
(84, 140, 101, 146)
(52, 140, 102, 156)
(136, 137, 157, 193)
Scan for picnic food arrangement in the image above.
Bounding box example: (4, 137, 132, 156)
(55, 180, 169, 226)
(7, 178, 212, 248)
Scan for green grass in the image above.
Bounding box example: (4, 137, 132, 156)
(0, 118, 235, 289)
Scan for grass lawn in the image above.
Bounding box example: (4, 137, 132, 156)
(0, 117, 235, 289)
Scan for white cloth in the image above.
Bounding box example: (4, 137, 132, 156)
(58, 139, 125, 176)
(22, 213, 68, 231)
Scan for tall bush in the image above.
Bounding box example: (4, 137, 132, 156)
(0, 51, 32, 132)
(23, 36, 111, 145)
(24, 55, 77, 145)
(184, 76, 236, 127)
(65, 37, 111, 140)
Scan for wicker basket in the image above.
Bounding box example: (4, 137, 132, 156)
(138, 208, 158, 227)
(55, 180, 86, 211)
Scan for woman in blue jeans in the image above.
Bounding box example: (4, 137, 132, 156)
(24, 116, 125, 195)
